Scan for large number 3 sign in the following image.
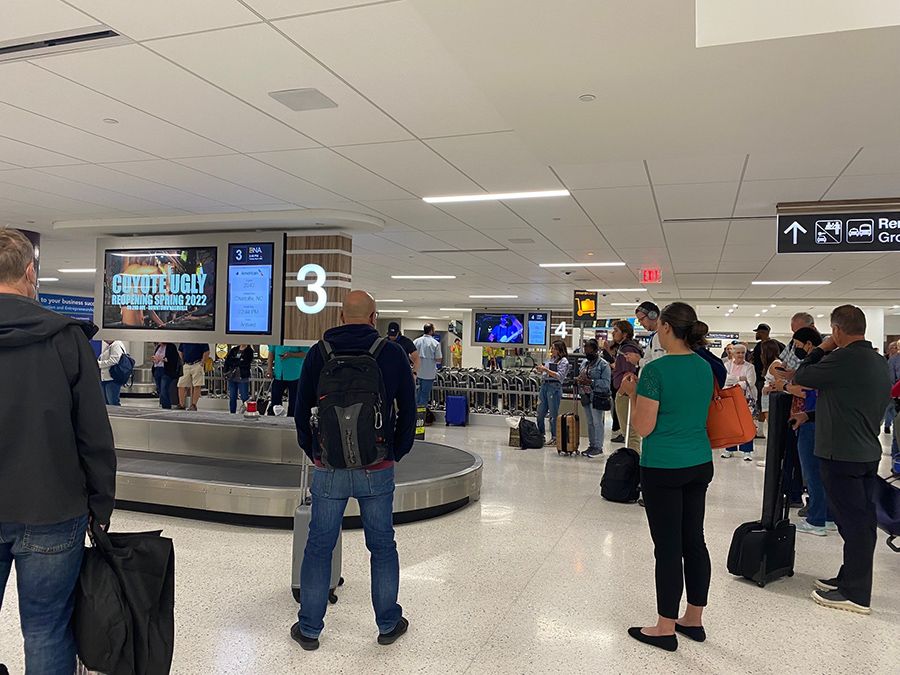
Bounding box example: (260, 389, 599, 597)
(295, 264, 327, 314)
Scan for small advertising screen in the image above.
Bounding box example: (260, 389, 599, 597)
(528, 312, 549, 345)
(474, 312, 525, 344)
(226, 243, 275, 335)
(103, 247, 216, 330)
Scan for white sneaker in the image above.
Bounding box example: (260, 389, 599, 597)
(743, 452, 753, 462)
(756, 460, 767, 467)
(721, 451, 734, 458)
(795, 520, 827, 537)
(825, 521, 838, 531)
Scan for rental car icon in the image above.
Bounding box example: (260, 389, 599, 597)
(846, 218, 874, 243)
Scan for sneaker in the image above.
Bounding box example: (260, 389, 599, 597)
(795, 520, 827, 537)
(582, 447, 604, 458)
(290, 622, 319, 651)
(378, 617, 409, 645)
(610, 434, 625, 443)
(825, 521, 838, 531)
(798, 505, 809, 518)
(814, 577, 840, 592)
(811, 589, 871, 615)
(743, 452, 753, 462)
(721, 451, 734, 459)
(188, 404, 197, 411)
(756, 460, 766, 467)
(173, 405, 186, 410)
(546, 438, 557, 447)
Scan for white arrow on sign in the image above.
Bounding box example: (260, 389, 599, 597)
(784, 220, 807, 245)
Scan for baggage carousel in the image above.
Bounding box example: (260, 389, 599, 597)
(109, 407, 482, 527)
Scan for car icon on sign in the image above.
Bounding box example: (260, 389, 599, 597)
(846, 218, 874, 243)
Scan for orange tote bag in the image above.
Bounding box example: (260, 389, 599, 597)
(707, 378, 757, 449)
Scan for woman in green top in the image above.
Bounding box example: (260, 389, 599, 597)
(619, 302, 714, 652)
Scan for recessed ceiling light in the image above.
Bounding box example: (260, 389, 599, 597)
(817, 314, 824, 318)
(38, 277, 58, 282)
(579, 94, 597, 102)
(586, 288, 646, 293)
(58, 268, 96, 273)
(540, 262, 626, 268)
(771, 304, 777, 308)
(469, 295, 518, 299)
(375, 299, 403, 303)
(751, 281, 831, 286)
(423, 189, 569, 204)
(761, 309, 768, 313)
(893, 305, 900, 309)
(733, 304, 738, 308)
(268, 88, 338, 112)
(588, 252, 594, 256)
(391, 275, 455, 280)
(439, 308, 473, 312)
(755, 313, 761, 317)
(103, 118, 118, 124)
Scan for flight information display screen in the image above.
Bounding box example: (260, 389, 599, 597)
(226, 243, 275, 334)
(527, 312, 549, 345)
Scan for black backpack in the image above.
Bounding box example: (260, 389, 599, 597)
(518, 418, 544, 449)
(600, 448, 641, 502)
(313, 338, 389, 469)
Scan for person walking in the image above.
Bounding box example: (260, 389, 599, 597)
(0, 227, 117, 674)
(619, 302, 714, 652)
(576, 339, 612, 457)
(224, 344, 254, 414)
(793, 305, 892, 614)
(387, 322, 420, 376)
(150, 341, 180, 409)
(98, 338, 127, 406)
(609, 321, 643, 453)
(266, 345, 306, 416)
(413, 323, 441, 407)
(534, 339, 569, 446)
(886, 340, 899, 435)
(720, 344, 757, 461)
(176, 342, 210, 410)
(292, 291, 415, 650)
(451, 338, 463, 368)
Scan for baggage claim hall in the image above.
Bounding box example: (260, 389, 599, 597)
(1, 2, 899, 674)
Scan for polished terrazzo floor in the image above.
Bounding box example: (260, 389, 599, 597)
(2, 423, 898, 674)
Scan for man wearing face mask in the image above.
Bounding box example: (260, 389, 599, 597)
(0, 228, 116, 673)
(575, 339, 612, 457)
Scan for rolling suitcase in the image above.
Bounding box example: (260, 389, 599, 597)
(445, 395, 468, 426)
(556, 391, 579, 456)
(727, 392, 796, 587)
(291, 454, 344, 604)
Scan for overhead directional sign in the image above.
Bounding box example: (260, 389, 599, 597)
(777, 211, 900, 253)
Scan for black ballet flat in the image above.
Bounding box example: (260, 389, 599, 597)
(627, 627, 678, 652)
(674, 623, 706, 642)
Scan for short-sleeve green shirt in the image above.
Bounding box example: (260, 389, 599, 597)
(269, 345, 309, 381)
(636, 353, 714, 469)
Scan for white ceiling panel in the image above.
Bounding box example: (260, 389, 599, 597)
(571, 186, 660, 227)
(176, 154, 344, 205)
(38, 44, 317, 153)
(723, 219, 775, 247)
(0, 168, 168, 212)
(0, 101, 151, 163)
(0, 135, 82, 168)
(378, 231, 452, 252)
(720, 244, 774, 263)
(600, 223, 666, 249)
(66, 0, 260, 41)
(0, 162, 18, 171)
(337, 140, 480, 198)
(425, 132, 559, 193)
(147, 23, 411, 147)
(250, 148, 412, 201)
(0, 195, 75, 220)
(668, 245, 723, 262)
(39, 164, 230, 211)
(822, 173, 900, 201)
(0, 180, 121, 216)
(551, 160, 648, 190)
(0, 62, 230, 159)
(673, 261, 719, 273)
(1, 0, 98, 43)
(647, 155, 745, 185)
(654, 182, 740, 220)
(436, 201, 529, 231)
(743, 148, 858, 180)
(844, 144, 900, 176)
(419, 229, 504, 251)
(245, 0, 397, 20)
(662, 222, 727, 248)
(503, 195, 594, 230)
(712, 273, 758, 290)
(733, 177, 833, 217)
(276, 2, 510, 137)
(360, 199, 466, 232)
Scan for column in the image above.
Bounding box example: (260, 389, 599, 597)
(863, 307, 885, 353)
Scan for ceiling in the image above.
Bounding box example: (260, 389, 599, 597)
(2, 0, 899, 321)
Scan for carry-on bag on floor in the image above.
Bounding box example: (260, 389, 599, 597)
(292, 454, 344, 604)
(727, 392, 796, 587)
(445, 395, 468, 426)
(872, 474, 900, 552)
(518, 418, 544, 449)
(601, 448, 641, 502)
(556, 392, 579, 456)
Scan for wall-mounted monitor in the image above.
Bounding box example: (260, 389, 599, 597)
(226, 243, 275, 335)
(527, 312, 550, 346)
(102, 246, 217, 331)
(472, 312, 525, 345)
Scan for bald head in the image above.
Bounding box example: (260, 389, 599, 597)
(341, 290, 377, 326)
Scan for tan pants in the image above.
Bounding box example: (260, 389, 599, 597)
(615, 391, 641, 455)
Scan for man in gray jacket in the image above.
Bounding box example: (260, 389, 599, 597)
(793, 305, 891, 615)
(0, 228, 117, 673)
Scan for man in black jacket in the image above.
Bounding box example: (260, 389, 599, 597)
(292, 290, 415, 651)
(0, 228, 116, 673)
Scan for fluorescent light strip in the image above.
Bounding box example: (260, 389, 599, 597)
(424, 189, 569, 204)
(586, 288, 646, 292)
(610, 303, 636, 306)
(439, 308, 473, 312)
(381, 309, 409, 313)
(38, 277, 59, 282)
(469, 295, 518, 299)
(375, 299, 404, 303)
(391, 275, 456, 280)
(58, 268, 96, 273)
(751, 281, 831, 286)
(540, 262, 626, 268)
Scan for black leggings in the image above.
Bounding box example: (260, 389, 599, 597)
(641, 462, 714, 619)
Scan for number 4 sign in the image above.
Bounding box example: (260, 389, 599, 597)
(553, 321, 568, 339)
(295, 264, 327, 314)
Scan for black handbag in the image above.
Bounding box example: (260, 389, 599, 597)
(579, 393, 591, 407)
(592, 391, 612, 411)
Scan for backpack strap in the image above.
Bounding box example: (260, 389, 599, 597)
(319, 340, 335, 361)
(369, 337, 387, 359)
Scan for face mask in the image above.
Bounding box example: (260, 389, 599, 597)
(794, 347, 808, 360)
(586, 351, 598, 361)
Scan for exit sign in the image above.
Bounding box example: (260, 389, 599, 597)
(641, 268, 662, 284)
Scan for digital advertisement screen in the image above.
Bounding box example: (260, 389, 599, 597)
(103, 247, 217, 331)
(474, 312, 525, 344)
(226, 243, 275, 335)
(528, 312, 549, 345)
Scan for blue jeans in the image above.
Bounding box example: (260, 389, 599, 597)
(581, 404, 606, 450)
(796, 422, 833, 527)
(494, 357, 503, 370)
(416, 378, 434, 407)
(298, 466, 401, 638)
(0, 514, 88, 675)
(891, 410, 899, 472)
(536, 383, 562, 438)
(228, 380, 250, 413)
(726, 440, 754, 454)
(886, 404, 895, 429)
(154, 367, 176, 409)
(102, 379, 122, 406)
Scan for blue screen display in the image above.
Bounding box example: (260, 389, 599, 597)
(226, 243, 274, 334)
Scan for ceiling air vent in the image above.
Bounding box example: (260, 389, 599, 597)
(0, 27, 129, 64)
(508, 238, 535, 244)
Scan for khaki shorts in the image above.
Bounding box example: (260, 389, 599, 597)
(178, 361, 205, 388)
